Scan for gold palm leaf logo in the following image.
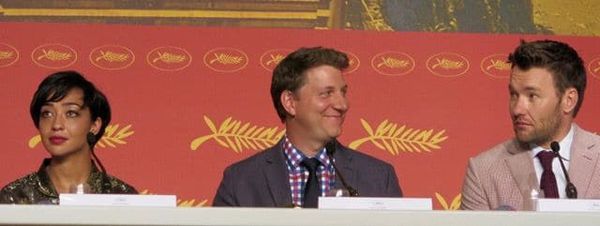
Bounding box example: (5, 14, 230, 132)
(153, 51, 186, 63)
(485, 59, 510, 71)
(0, 50, 14, 59)
(37, 49, 72, 61)
(376, 57, 410, 69)
(435, 192, 461, 210)
(27, 124, 134, 149)
(348, 119, 448, 155)
(95, 124, 135, 148)
(139, 189, 207, 207)
(95, 50, 129, 63)
(594, 61, 600, 73)
(209, 53, 244, 65)
(432, 57, 464, 70)
(190, 115, 285, 153)
(266, 54, 285, 66)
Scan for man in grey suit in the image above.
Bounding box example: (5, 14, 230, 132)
(461, 40, 600, 210)
(213, 47, 402, 208)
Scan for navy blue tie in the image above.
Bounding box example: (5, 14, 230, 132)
(301, 158, 321, 208)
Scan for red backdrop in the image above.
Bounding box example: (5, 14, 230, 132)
(1, 22, 599, 209)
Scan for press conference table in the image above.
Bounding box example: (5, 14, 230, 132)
(1, 205, 599, 226)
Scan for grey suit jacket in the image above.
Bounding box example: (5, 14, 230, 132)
(212, 139, 402, 207)
(461, 124, 600, 210)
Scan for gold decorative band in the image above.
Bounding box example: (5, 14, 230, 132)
(0, 8, 332, 20)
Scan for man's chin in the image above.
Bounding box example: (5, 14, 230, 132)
(326, 129, 342, 139)
(514, 132, 533, 144)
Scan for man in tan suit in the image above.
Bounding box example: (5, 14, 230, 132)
(461, 40, 600, 210)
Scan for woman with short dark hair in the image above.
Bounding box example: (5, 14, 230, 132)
(0, 71, 137, 204)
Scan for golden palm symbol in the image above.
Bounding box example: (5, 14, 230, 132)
(37, 49, 71, 61)
(377, 57, 409, 68)
(28, 124, 134, 149)
(95, 51, 129, 62)
(593, 61, 600, 73)
(485, 59, 510, 71)
(266, 54, 284, 66)
(209, 53, 243, 65)
(348, 119, 448, 155)
(0, 50, 14, 59)
(153, 51, 186, 63)
(435, 192, 461, 210)
(432, 58, 464, 70)
(190, 115, 285, 153)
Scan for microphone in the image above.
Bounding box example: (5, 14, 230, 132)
(325, 140, 359, 197)
(550, 141, 577, 199)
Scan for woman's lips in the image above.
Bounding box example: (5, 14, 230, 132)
(49, 136, 67, 145)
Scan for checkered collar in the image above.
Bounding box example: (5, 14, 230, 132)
(282, 136, 330, 168)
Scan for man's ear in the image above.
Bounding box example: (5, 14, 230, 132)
(281, 90, 297, 117)
(561, 87, 578, 115)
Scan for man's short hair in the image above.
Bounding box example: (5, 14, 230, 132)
(270, 47, 349, 122)
(508, 40, 587, 117)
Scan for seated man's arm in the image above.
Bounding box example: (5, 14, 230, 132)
(460, 158, 490, 210)
(212, 166, 237, 206)
(385, 164, 403, 197)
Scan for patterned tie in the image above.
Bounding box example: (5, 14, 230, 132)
(537, 151, 559, 198)
(301, 158, 321, 208)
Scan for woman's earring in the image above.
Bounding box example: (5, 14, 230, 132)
(87, 132, 96, 146)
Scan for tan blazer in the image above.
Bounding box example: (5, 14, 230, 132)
(460, 124, 600, 210)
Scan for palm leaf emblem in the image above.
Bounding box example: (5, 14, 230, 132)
(190, 115, 285, 153)
(95, 124, 135, 148)
(27, 124, 134, 149)
(348, 118, 448, 155)
(435, 192, 461, 210)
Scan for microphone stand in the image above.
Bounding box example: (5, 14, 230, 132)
(550, 141, 577, 199)
(326, 140, 359, 197)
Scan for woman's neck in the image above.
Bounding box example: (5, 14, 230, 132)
(46, 150, 92, 194)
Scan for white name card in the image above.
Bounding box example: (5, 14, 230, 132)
(60, 194, 177, 207)
(319, 197, 432, 210)
(537, 198, 600, 212)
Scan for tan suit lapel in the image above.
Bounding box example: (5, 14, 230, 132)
(505, 141, 539, 209)
(568, 125, 599, 198)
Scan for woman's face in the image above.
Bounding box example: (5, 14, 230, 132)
(38, 88, 101, 158)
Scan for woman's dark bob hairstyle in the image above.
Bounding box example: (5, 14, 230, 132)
(30, 70, 110, 147)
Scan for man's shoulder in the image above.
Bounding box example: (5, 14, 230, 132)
(575, 125, 600, 143)
(470, 139, 518, 164)
(225, 145, 281, 170)
(341, 146, 394, 169)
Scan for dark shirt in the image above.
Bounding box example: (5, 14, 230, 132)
(0, 158, 137, 204)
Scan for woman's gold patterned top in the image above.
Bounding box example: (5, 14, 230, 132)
(0, 158, 137, 204)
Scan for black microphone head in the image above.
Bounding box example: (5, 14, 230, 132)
(550, 141, 560, 153)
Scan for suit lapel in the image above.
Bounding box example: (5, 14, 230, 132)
(332, 145, 356, 190)
(262, 141, 293, 207)
(568, 125, 599, 197)
(505, 140, 538, 209)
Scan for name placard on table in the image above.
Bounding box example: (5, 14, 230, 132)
(319, 197, 432, 210)
(59, 194, 176, 207)
(537, 199, 600, 212)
